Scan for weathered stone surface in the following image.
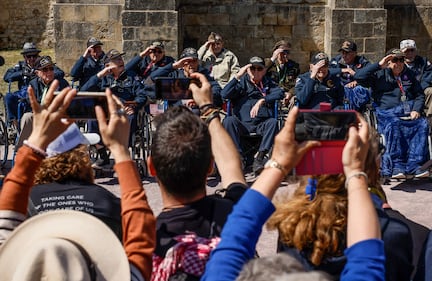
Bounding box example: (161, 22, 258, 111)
(2, 0, 432, 76)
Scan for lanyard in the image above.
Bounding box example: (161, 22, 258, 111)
(396, 77, 407, 102)
(254, 81, 266, 96)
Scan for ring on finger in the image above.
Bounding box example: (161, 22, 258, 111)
(111, 107, 126, 116)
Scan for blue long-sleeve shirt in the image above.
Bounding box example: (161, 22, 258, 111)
(201, 189, 385, 281)
(70, 54, 105, 89)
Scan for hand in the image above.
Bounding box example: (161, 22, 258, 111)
(189, 72, 212, 107)
(270, 107, 320, 173)
(250, 99, 265, 118)
(124, 105, 135, 115)
(183, 99, 196, 108)
(140, 47, 153, 58)
(342, 68, 356, 76)
(97, 65, 116, 78)
(271, 48, 285, 62)
(345, 81, 358, 88)
(379, 54, 394, 68)
(236, 64, 251, 80)
(310, 60, 326, 79)
(27, 80, 76, 150)
(83, 45, 93, 58)
(410, 111, 420, 120)
(342, 113, 369, 176)
(95, 88, 131, 162)
(173, 57, 195, 69)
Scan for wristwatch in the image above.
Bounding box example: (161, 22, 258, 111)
(264, 159, 288, 176)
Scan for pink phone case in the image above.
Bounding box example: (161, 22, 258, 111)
(294, 140, 346, 175)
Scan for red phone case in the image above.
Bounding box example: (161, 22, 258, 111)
(294, 140, 346, 175)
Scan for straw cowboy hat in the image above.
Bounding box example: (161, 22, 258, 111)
(0, 210, 130, 280)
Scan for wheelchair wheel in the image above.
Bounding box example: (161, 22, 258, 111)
(0, 118, 9, 167)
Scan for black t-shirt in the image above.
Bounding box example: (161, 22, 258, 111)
(155, 189, 241, 257)
(29, 181, 122, 238)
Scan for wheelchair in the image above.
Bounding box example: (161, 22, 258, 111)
(0, 93, 9, 168)
(223, 99, 279, 169)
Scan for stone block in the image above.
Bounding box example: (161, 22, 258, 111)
(333, 0, 384, 9)
(277, 7, 296, 26)
(373, 22, 386, 37)
(354, 9, 386, 23)
(331, 10, 354, 24)
(263, 14, 278, 25)
(351, 23, 374, 37)
(124, 0, 176, 10)
(122, 12, 146, 27)
(255, 26, 275, 39)
(63, 22, 94, 40)
(85, 5, 110, 22)
(123, 27, 136, 40)
(274, 25, 293, 38)
(57, 5, 86, 22)
(365, 37, 386, 55)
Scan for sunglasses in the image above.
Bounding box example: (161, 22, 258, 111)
(40, 67, 54, 72)
(250, 66, 264, 71)
(150, 49, 163, 54)
(282, 50, 290, 55)
(25, 54, 38, 59)
(391, 57, 405, 63)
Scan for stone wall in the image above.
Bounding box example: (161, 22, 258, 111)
(1, 0, 432, 75)
(0, 0, 56, 49)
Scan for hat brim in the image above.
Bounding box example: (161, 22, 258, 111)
(338, 47, 353, 52)
(401, 47, 416, 52)
(0, 210, 130, 280)
(251, 62, 265, 68)
(21, 49, 41, 55)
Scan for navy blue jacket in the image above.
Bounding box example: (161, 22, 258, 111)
(330, 55, 370, 86)
(150, 63, 222, 107)
(4, 61, 65, 91)
(404, 55, 432, 90)
(354, 63, 424, 112)
(295, 71, 345, 109)
(70, 53, 105, 89)
(221, 74, 283, 123)
(29, 77, 70, 104)
(80, 70, 148, 107)
(125, 55, 175, 81)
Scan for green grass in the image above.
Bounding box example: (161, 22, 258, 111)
(0, 49, 55, 114)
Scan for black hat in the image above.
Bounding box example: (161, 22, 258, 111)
(310, 52, 329, 65)
(249, 56, 265, 68)
(180, 48, 198, 59)
(21, 42, 41, 55)
(338, 40, 357, 52)
(34, 56, 55, 70)
(103, 49, 125, 64)
(87, 37, 103, 47)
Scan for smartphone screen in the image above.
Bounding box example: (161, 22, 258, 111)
(155, 77, 192, 100)
(66, 92, 109, 120)
(295, 111, 357, 141)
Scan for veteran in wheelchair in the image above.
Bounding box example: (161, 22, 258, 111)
(354, 48, 430, 179)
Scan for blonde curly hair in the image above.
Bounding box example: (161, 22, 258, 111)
(34, 145, 94, 185)
(267, 126, 387, 266)
(267, 174, 348, 266)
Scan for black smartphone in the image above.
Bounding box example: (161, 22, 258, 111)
(295, 110, 358, 141)
(154, 77, 193, 100)
(65, 92, 109, 120)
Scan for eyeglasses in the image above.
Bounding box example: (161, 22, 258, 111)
(391, 57, 405, 63)
(40, 67, 54, 72)
(282, 50, 290, 55)
(150, 49, 163, 54)
(25, 54, 38, 59)
(250, 66, 264, 71)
